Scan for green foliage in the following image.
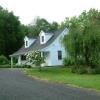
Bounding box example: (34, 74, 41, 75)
(63, 57, 75, 66)
(26, 67, 100, 90)
(0, 6, 25, 57)
(95, 66, 100, 74)
(71, 65, 87, 74)
(0, 55, 9, 65)
(26, 51, 44, 71)
(0, 6, 59, 57)
(26, 17, 59, 37)
(0, 64, 11, 68)
(60, 17, 70, 29)
(71, 66, 100, 74)
(50, 22, 59, 32)
(62, 9, 100, 74)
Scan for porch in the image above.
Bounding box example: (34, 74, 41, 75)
(10, 51, 51, 67)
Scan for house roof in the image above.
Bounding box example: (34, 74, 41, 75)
(10, 29, 65, 57)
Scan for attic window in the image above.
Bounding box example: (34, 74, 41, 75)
(42, 36, 44, 42)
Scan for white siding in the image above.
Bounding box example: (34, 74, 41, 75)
(23, 28, 68, 66)
(42, 28, 68, 66)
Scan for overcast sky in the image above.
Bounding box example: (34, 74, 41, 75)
(0, 0, 100, 25)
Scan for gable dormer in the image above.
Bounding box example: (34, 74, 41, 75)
(39, 31, 45, 44)
(24, 36, 36, 48)
(39, 30, 53, 44)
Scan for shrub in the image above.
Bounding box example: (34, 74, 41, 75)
(63, 57, 75, 66)
(94, 66, 100, 74)
(0, 55, 9, 65)
(0, 64, 11, 68)
(71, 65, 87, 74)
(86, 67, 96, 74)
(71, 65, 100, 74)
(26, 51, 45, 71)
(76, 57, 86, 65)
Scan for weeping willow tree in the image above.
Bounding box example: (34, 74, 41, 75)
(62, 9, 100, 68)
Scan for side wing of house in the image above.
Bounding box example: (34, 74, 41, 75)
(42, 28, 68, 66)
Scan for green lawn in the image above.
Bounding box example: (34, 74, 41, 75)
(25, 67, 100, 91)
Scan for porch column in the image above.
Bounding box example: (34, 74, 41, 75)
(18, 55, 21, 65)
(41, 52, 43, 57)
(11, 56, 13, 68)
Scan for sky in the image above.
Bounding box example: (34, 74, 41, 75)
(0, 0, 100, 25)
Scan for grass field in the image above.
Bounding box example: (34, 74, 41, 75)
(25, 67, 100, 91)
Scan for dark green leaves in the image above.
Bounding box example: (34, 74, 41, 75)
(62, 9, 100, 67)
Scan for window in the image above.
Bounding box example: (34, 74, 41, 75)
(58, 51, 62, 60)
(42, 36, 44, 42)
(26, 41, 28, 46)
(21, 55, 26, 60)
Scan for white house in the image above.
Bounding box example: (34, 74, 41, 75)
(10, 28, 68, 67)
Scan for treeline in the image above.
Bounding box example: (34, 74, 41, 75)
(62, 9, 100, 74)
(0, 6, 25, 57)
(26, 17, 59, 36)
(0, 6, 59, 58)
(0, 6, 100, 73)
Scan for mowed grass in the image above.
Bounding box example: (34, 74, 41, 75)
(25, 67, 100, 91)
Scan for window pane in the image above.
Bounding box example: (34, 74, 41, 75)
(42, 36, 44, 42)
(58, 51, 62, 60)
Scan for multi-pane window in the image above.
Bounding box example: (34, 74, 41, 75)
(58, 51, 62, 60)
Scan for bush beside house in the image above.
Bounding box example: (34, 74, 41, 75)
(0, 55, 10, 68)
(0, 55, 9, 65)
(26, 51, 44, 71)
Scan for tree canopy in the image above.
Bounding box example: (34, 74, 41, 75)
(62, 9, 100, 68)
(0, 6, 59, 58)
(26, 17, 59, 36)
(0, 5, 100, 69)
(0, 6, 25, 57)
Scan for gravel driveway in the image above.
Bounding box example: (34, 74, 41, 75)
(0, 68, 100, 100)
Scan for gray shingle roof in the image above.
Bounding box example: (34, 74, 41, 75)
(10, 29, 64, 57)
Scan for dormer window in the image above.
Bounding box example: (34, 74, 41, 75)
(39, 30, 53, 44)
(42, 36, 44, 42)
(24, 36, 36, 48)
